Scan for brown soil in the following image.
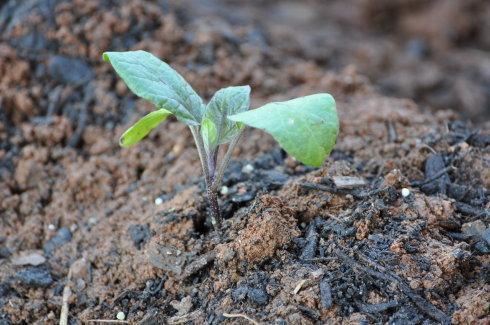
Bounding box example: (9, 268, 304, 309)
(0, 0, 489, 324)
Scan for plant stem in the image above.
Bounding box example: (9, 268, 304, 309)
(212, 131, 243, 192)
(189, 125, 210, 184)
(206, 184, 221, 230)
(189, 125, 222, 230)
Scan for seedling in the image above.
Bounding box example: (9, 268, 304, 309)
(103, 51, 339, 230)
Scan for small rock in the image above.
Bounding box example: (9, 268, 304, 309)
(43, 227, 72, 255)
(154, 197, 164, 205)
(220, 186, 229, 195)
(462, 220, 486, 238)
(15, 267, 53, 287)
(401, 188, 411, 197)
(116, 311, 125, 321)
(11, 251, 46, 266)
(248, 287, 268, 305)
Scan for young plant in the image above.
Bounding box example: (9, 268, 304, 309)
(103, 50, 339, 230)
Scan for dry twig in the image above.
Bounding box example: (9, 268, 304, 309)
(223, 312, 260, 325)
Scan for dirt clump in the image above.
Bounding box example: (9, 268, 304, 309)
(217, 195, 300, 266)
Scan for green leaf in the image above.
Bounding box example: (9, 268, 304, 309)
(203, 85, 250, 145)
(103, 51, 204, 125)
(228, 93, 339, 167)
(119, 109, 172, 148)
(201, 118, 218, 152)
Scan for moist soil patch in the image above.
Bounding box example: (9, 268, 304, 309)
(0, 0, 489, 324)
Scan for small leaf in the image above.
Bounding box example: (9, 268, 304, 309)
(103, 51, 204, 125)
(119, 109, 172, 148)
(204, 85, 250, 145)
(228, 93, 339, 167)
(201, 118, 218, 152)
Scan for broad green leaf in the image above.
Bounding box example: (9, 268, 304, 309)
(203, 85, 250, 145)
(103, 51, 204, 125)
(201, 118, 218, 152)
(119, 109, 172, 148)
(228, 93, 338, 167)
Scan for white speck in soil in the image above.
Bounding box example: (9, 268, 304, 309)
(116, 311, 125, 320)
(220, 185, 229, 195)
(242, 163, 254, 174)
(401, 188, 410, 197)
(155, 197, 164, 205)
(48, 224, 56, 231)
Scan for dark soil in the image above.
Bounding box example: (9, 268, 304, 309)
(0, 0, 489, 324)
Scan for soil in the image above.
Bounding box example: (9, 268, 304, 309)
(0, 0, 489, 324)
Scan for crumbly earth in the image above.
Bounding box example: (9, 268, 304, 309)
(0, 0, 489, 324)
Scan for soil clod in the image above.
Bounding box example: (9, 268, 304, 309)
(15, 266, 53, 288)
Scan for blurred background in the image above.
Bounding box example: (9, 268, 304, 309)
(1, 0, 489, 134)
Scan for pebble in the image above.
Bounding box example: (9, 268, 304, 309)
(16, 267, 53, 287)
(220, 186, 229, 195)
(401, 188, 410, 197)
(155, 197, 164, 205)
(11, 251, 46, 266)
(116, 311, 125, 321)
